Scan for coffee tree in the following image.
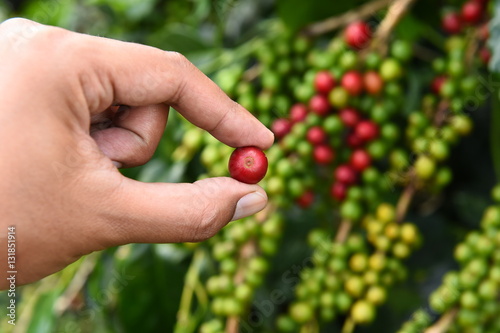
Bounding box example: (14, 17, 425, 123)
(1, 0, 500, 332)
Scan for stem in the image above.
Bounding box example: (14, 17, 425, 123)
(341, 317, 356, 333)
(335, 219, 353, 243)
(369, 0, 419, 55)
(424, 307, 458, 333)
(225, 205, 276, 333)
(396, 182, 416, 223)
(302, 0, 393, 36)
(175, 249, 206, 333)
(54, 253, 100, 315)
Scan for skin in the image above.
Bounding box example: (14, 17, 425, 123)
(0, 18, 274, 289)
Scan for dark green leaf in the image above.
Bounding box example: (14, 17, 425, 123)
(491, 72, 500, 182)
(277, 0, 366, 32)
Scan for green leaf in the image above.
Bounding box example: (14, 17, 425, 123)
(491, 73, 500, 182)
(277, 0, 366, 32)
(27, 292, 58, 333)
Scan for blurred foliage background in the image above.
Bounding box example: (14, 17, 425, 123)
(0, 0, 499, 332)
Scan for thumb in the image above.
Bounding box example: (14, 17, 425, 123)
(103, 177, 268, 245)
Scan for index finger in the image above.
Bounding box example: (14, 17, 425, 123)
(73, 32, 274, 150)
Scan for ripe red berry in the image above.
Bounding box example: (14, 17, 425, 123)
(442, 12, 462, 34)
(228, 147, 268, 184)
(335, 164, 358, 185)
(271, 118, 292, 139)
(431, 76, 447, 95)
(314, 71, 336, 94)
(350, 149, 372, 171)
(290, 103, 308, 123)
(344, 21, 372, 49)
(307, 126, 327, 145)
(346, 132, 364, 148)
(355, 120, 379, 142)
(313, 145, 335, 164)
(479, 47, 491, 65)
(461, 1, 483, 24)
(331, 182, 347, 201)
(339, 108, 361, 127)
(341, 71, 364, 96)
(309, 94, 330, 116)
(297, 190, 314, 208)
(363, 71, 384, 95)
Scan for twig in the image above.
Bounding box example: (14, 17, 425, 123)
(396, 181, 416, 223)
(54, 253, 100, 315)
(424, 307, 458, 333)
(175, 249, 206, 333)
(335, 219, 353, 243)
(302, 0, 393, 36)
(341, 317, 356, 333)
(225, 204, 277, 333)
(369, 0, 419, 55)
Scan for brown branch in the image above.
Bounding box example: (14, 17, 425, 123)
(396, 181, 416, 223)
(225, 204, 277, 333)
(335, 219, 353, 243)
(369, 0, 419, 55)
(302, 0, 393, 37)
(424, 307, 458, 333)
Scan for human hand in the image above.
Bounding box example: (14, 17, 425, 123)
(0, 18, 273, 289)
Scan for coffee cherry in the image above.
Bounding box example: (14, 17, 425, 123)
(461, 1, 483, 24)
(350, 149, 372, 171)
(290, 302, 314, 324)
(331, 182, 348, 201)
(344, 21, 372, 49)
(271, 118, 292, 139)
(306, 126, 327, 145)
(414, 155, 436, 180)
(355, 120, 379, 141)
(314, 70, 336, 94)
(363, 71, 384, 95)
(380, 58, 403, 81)
(339, 108, 361, 127)
(346, 132, 363, 148)
(313, 144, 335, 164)
(296, 190, 314, 208)
(341, 71, 364, 96)
(335, 164, 358, 185)
(351, 300, 375, 324)
(431, 76, 447, 94)
(290, 103, 308, 123)
(228, 147, 268, 184)
(329, 87, 350, 108)
(309, 94, 330, 116)
(442, 11, 462, 34)
(479, 47, 491, 65)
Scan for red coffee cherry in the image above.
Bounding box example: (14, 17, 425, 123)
(345, 21, 372, 49)
(271, 118, 292, 139)
(309, 95, 330, 116)
(314, 71, 336, 94)
(313, 145, 335, 164)
(307, 126, 327, 145)
(350, 149, 372, 171)
(442, 11, 462, 34)
(228, 147, 268, 184)
(341, 71, 364, 96)
(290, 103, 308, 123)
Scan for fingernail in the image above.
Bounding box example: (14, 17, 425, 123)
(231, 192, 267, 221)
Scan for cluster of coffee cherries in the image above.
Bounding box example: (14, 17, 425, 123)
(441, 0, 491, 63)
(277, 203, 420, 331)
(170, 1, 493, 331)
(399, 184, 500, 333)
(199, 212, 284, 333)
